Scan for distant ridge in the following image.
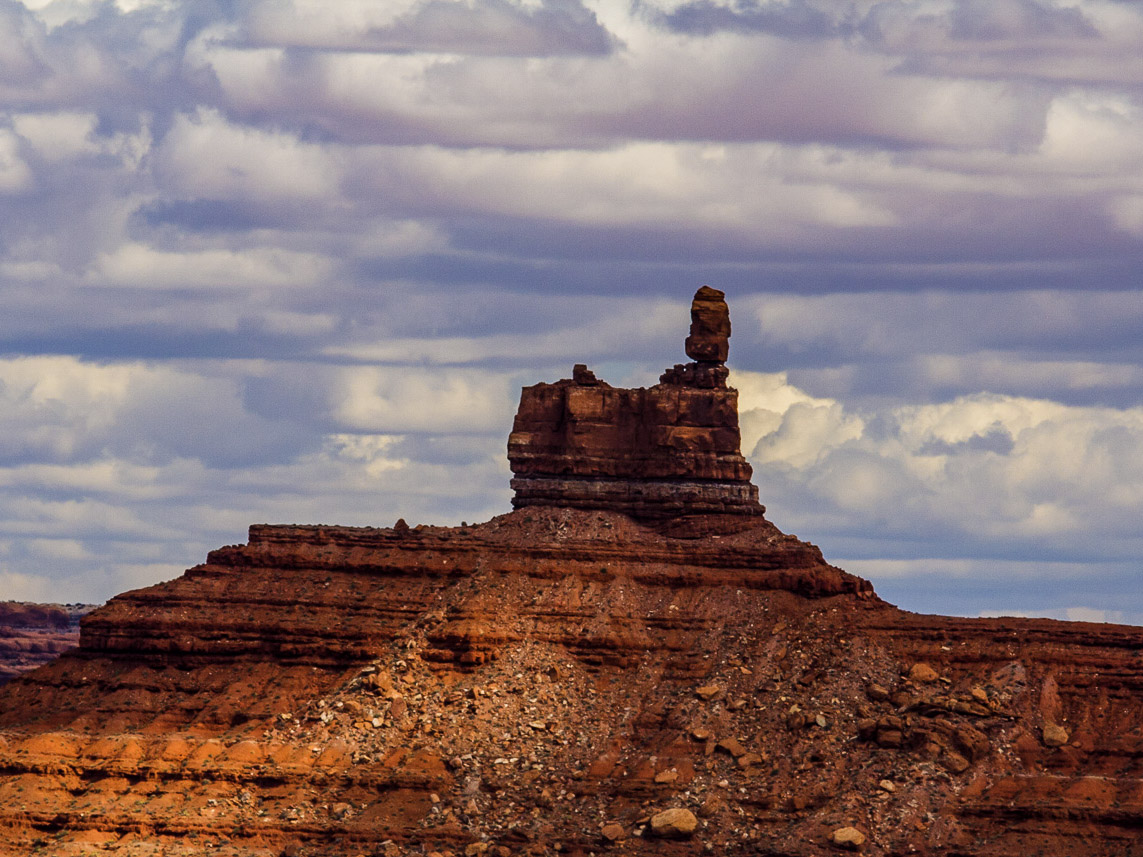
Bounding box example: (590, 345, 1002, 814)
(0, 601, 96, 684)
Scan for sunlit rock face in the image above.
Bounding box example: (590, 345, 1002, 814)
(508, 286, 762, 519)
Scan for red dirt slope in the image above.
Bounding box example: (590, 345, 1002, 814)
(0, 509, 1139, 857)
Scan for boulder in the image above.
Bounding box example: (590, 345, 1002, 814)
(650, 807, 698, 838)
(831, 826, 867, 849)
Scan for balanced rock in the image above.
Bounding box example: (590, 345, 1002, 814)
(684, 285, 731, 363)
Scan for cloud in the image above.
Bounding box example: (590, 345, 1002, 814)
(946, 0, 1097, 41)
(88, 243, 335, 290)
(245, 0, 616, 56)
(735, 369, 1143, 559)
(731, 368, 1143, 619)
(331, 366, 518, 434)
(0, 353, 517, 603)
(729, 290, 1143, 407)
(0, 356, 320, 467)
(155, 107, 342, 203)
(660, 0, 838, 39)
(859, 0, 1140, 86)
(0, 127, 32, 191)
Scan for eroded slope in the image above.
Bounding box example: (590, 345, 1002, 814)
(0, 509, 1139, 856)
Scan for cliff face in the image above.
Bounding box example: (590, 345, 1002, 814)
(507, 380, 760, 518)
(0, 289, 1140, 857)
(0, 602, 92, 685)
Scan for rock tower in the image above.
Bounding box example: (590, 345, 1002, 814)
(507, 286, 762, 519)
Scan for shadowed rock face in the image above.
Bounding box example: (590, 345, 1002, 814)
(0, 288, 1140, 857)
(508, 287, 760, 518)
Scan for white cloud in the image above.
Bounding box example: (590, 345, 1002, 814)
(333, 366, 516, 434)
(244, 0, 417, 48)
(0, 354, 519, 602)
(11, 111, 98, 161)
(0, 356, 316, 467)
(736, 369, 1143, 555)
(12, 110, 152, 168)
(734, 373, 868, 458)
(157, 108, 343, 203)
(342, 142, 899, 240)
(0, 129, 32, 192)
(88, 243, 335, 290)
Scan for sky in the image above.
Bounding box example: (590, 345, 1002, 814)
(0, 0, 1141, 623)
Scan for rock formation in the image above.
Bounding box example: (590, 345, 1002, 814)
(0, 288, 1140, 857)
(508, 286, 760, 519)
(684, 284, 731, 363)
(0, 602, 92, 685)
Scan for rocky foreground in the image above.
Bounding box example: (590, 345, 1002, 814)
(0, 289, 1139, 856)
(0, 511, 1140, 856)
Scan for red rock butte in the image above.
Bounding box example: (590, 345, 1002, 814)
(508, 286, 761, 519)
(0, 287, 1140, 857)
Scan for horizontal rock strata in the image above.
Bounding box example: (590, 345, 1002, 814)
(508, 286, 761, 519)
(0, 509, 1140, 856)
(0, 288, 1140, 856)
(508, 380, 760, 518)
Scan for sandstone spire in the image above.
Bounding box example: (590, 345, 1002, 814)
(507, 286, 761, 519)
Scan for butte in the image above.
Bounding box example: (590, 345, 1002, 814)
(0, 288, 1141, 856)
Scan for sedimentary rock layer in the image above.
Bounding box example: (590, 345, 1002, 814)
(508, 380, 760, 518)
(0, 509, 1139, 857)
(508, 286, 761, 519)
(0, 287, 1140, 856)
